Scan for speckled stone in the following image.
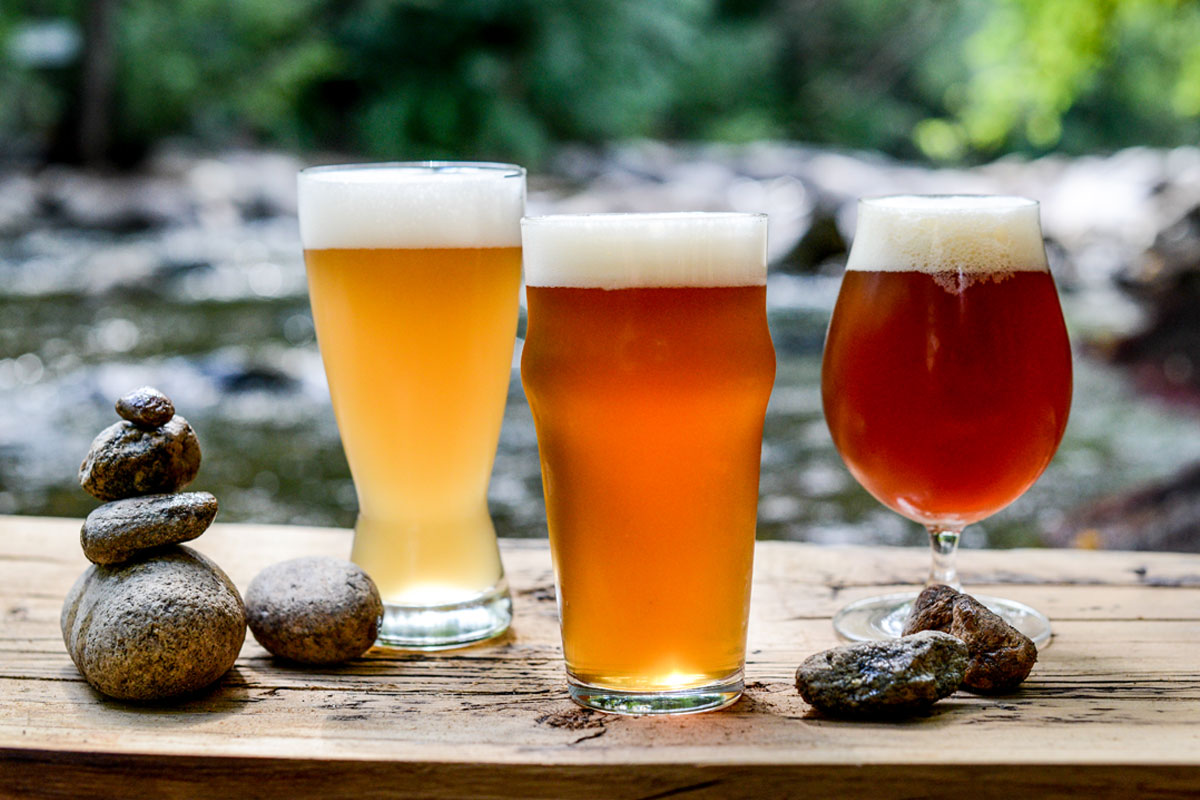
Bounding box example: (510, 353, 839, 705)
(246, 557, 382, 665)
(903, 585, 1039, 694)
(795, 631, 968, 718)
(80, 492, 218, 565)
(61, 545, 246, 701)
(78, 415, 201, 501)
(115, 386, 175, 429)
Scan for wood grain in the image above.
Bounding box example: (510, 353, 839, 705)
(3, 515, 1200, 799)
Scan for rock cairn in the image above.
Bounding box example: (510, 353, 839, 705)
(62, 387, 246, 701)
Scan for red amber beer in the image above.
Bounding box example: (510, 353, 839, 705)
(298, 163, 524, 648)
(521, 213, 775, 714)
(822, 195, 1071, 643)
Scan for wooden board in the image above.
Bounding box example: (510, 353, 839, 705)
(3, 515, 1200, 799)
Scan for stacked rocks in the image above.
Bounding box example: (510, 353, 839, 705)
(62, 387, 246, 701)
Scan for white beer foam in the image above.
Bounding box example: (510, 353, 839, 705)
(522, 213, 768, 289)
(846, 195, 1048, 273)
(298, 164, 524, 249)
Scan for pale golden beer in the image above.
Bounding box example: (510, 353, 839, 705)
(521, 213, 774, 714)
(298, 163, 524, 647)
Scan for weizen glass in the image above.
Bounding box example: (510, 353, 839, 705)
(822, 195, 1072, 645)
(521, 213, 776, 714)
(297, 162, 524, 648)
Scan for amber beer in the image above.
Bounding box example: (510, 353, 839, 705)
(521, 213, 774, 714)
(823, 269, 1071, 525)
(297, 163, 524, 648)
(822, 198, 1072, 527)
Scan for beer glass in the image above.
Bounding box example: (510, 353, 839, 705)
(822, 195, 1072, 645)
(521, 213, 775, 714)
(297, 162, 524, 648)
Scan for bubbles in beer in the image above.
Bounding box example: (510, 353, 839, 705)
(846, 196, 1049, 289)
(522, 213, 768, 289)
(298, 164, 524, 250)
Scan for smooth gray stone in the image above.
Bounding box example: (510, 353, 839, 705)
(246, 557, 382, 665)
(795, 631, 968, 718)
(61, 545, 245, 701)
(79, 415, 200, 501)
(81, 492, 218, 565)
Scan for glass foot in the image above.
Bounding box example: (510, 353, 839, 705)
(832, 590, 1051, 646)
(568, 673, 743, 716)
(375, 579, 512, 650)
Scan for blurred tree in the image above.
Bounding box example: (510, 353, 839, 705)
(915, 0, 1200, 160)
(2, 0, 1200, 166)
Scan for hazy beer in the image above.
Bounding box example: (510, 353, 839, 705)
(298, 163, 524, 648)
(521, 214, 774, 714)
(822, 195, 1071, 644)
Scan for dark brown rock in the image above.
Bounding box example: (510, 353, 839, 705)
(902, 585, 1038, 694)
(115, 386, 175, 429)
(80, 492, 218, 565)
(949, 594, 1039, 693)
(60, 545, 245, 701)
(794, 631, 968, 718)
(902, 584, 959, 636)
(79, 416, 201, 501)
(246, 557, 382, 665)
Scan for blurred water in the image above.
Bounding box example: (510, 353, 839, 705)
(3, 217, 1200, 548)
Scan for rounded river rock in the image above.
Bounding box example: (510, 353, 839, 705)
(115, 386, 175, 429)
(246, 557, 382, 664)
(903, 584, 1039, 694)
(79, 415, 201, 501)
(795, 630, 968, 718)
(61, 545, 246, 701)
(80, 491, 218, 565)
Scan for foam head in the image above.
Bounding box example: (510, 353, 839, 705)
(522, 213, 768, 289)
(297, 162, 525, 250)
(846, 195, 1048, 273)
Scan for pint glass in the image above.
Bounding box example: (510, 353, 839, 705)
(297, 162, 524, 648)
(521, 213, 775, 714)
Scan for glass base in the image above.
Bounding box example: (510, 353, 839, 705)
(832, 591, 1052, 646)
(567, 672, 743, 716)
(374, 579, 512, 650)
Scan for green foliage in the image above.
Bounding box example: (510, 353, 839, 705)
(917, 0, 1200, 159)
(2, 0, 1200, 165)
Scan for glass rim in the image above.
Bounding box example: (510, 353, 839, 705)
(522, 211, 768, 226)
(299, 160, 525, 180)
(858, 194, 1038, 210)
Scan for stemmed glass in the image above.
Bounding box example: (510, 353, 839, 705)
(821, 195, 1072, 645)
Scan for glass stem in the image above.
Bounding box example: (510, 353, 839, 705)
(926, 525, 962, 590)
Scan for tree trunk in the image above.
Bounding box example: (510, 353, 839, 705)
(78, 0, 116, 166)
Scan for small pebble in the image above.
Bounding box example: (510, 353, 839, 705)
(61, 545, 246, 701)
(81, 492, 218, 565)
(903, 585, 1039, 694)
(115, 386, 175, 429)
(795, 630, 968, 718)
(246, 557, 382, 665)
(79, 416, 201, 501)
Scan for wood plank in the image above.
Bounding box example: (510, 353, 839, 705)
(3, 516, 1200, 798)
